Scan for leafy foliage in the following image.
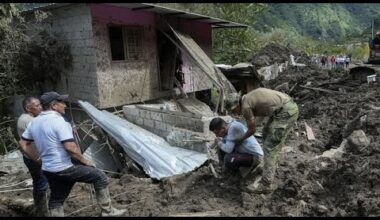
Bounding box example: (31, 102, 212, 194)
(20, 30, 73, 92)
(0, 3, 72, 154)
(157, 3, 267, 63)
(254, 3, 380, 42)
(0, 4, 27, 98)
(158, 3, 373, 61)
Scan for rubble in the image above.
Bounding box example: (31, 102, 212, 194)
(1, 43, 380, 216)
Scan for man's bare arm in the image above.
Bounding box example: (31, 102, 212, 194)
(19, 139, 40, 163)
(237, 109, 256, 142)
(63, 141, 94, 167)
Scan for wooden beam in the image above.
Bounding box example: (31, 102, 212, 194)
(188, 17, 210, 21)
(212, 25, 248, 29)
(131, 6, 154, 11)
(163, 12, 186, 16)
(210, 21, 229, 25)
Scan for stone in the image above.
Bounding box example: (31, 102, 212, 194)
(299, 200, 307, 208)
(317, 139, 346, 159)
(317, 204, 328, 213)
(347, 130, 370, 154)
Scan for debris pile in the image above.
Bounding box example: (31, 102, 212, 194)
(0, 44, 379, 216)
(251, 43, 309, 68)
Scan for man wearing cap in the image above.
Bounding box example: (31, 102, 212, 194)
(226, 88, 299, 194)
(19, 91, 126, 217)
(209, 117, 263, 178)
(17, 96, 49, 216)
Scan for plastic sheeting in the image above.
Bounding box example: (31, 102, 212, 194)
(78, 101, 208, 180)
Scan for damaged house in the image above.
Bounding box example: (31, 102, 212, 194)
(27, 3, 245, 109)
(23, 3, 247, 179)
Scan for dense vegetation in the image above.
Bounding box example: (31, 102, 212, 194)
(255, 3, 380, 42)
(158, 3, 379, 63)
(0, 3, 72, 154)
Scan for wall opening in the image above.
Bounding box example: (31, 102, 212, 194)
(156, 30, 184, 91)
(109, 25, 144, 61)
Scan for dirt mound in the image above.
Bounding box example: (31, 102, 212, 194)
(1, 60, 380, 217)
(251, 43, 309, 68)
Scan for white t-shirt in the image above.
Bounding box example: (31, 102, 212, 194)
(217, 121, 263, 156)
(22, 110, 74, 172)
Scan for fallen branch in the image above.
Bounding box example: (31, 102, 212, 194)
(0, 187, 33, 193)
(0, 179, 31, 189)
(0, 119, 14, 126)
(288, 82, 298, 95)
(169, 210, 221, 217)
(299, 85, 343, 94)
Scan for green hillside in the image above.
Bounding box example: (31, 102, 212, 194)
(254, 3, 380, 42)
(158, 3, 380, 42)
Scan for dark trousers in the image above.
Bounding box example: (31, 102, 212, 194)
(23, 156, 49, 194)
(43, 164, 109, 209)
(218, 149, 260, 171)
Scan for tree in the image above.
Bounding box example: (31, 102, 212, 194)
(0, 3, 72, 154)
(208, 3, 267, 64)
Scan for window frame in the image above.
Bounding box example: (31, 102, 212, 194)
(108, 24, 144, 62)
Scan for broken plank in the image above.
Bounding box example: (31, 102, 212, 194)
(304, 122, 316, 141)
(289, 82, 298, 94)
(169, 210, 221, 217)
(299, 85, 343, 94)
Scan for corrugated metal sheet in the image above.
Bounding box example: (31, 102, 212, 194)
(78, 101, 208, 180)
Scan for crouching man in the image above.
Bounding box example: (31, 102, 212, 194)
(227, 88, 299, 194)
(19, 91, 126, 217)
(209, 117, 263, 178)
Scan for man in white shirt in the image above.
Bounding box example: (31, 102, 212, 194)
(19, 91, 126, 217)
(209, 117, 263, 174)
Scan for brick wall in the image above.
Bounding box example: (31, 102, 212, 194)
(123, 105, 205, 137)
(123, 105, 232, 153)
(46, 4, 100, 106)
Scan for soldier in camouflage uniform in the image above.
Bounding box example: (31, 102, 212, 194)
(225, 88, 299, 194)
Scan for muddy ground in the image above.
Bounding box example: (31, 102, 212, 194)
(1, 49, 380, 217)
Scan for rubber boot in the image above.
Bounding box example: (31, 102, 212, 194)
(96, 188, 126, 217)
(49, 206, 64, 217)
(34, 190, 49, 217)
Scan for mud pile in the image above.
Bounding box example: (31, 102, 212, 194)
(251, 43, 309, 68)
(258, 65, 380, 216)
(1, 64, 379, 217)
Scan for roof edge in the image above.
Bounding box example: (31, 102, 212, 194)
(24, 3, 248, 29)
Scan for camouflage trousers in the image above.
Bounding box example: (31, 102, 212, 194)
(261, 100, 299, 185)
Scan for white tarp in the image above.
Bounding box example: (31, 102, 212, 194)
(78, 101, 208, 180)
